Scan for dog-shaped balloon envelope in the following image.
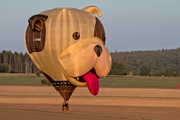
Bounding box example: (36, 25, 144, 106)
(25, 5, 112, 101)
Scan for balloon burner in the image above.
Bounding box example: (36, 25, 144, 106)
(62, 101, 69, 111)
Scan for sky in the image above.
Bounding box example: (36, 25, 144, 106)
(0, 0, 180, 53)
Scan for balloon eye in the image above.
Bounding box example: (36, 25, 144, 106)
(72, 32, 80, 40)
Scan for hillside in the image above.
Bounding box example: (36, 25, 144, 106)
(111, 48, 180, 75)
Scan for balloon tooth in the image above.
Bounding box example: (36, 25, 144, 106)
(76, 77, 79, 80)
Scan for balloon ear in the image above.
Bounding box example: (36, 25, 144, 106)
(82, 5, 101, 17)
(28, 14, 48, 32)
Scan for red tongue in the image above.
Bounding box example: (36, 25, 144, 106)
(82, 72, 99, 96)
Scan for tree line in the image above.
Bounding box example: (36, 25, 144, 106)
(0, 50, 39, 73)
(110, 48, 180, 76)
(1, 48, 180, 77)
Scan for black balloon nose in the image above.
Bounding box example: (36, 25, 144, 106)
(94, 45, 103, 57)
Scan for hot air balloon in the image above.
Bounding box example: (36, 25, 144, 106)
(25, 5, 112, 111)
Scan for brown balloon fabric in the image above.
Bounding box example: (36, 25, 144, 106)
(56, 84, 76, 101)
(25, 25, 46, 54)
(94, 17, 106, 45)
(28, 14, 48, 32)
(42, 71, 76, 101)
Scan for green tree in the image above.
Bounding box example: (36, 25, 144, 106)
(164, 68, 171, 77)
(155, 68, 177, 77)
(0, 63, 10, 73)
(176, 72, 180, 77)
(0, 52, 1, 63)
(139, 65, 150, 76)
(155, 69, 165, 76)
(164, 68, 177, 77)
(13, 52, 19, 72)
(2, 50, 8, 63)
(109, 61, 127, 75)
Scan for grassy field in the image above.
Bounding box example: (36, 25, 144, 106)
(99, 77, 180, 88)
(0, 73, 37, 77)
(0, 73, 180, 88)
(0, 77, 45, 86)
(0, 73, 45, 86)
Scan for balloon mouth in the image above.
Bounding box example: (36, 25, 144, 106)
(75, 68, 99, 82)
(74, 68, 100, 96)
(60, 60, 100, 96)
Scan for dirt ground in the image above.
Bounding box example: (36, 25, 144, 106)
(0, 86, 180, 120)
